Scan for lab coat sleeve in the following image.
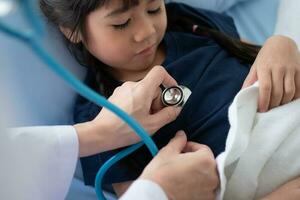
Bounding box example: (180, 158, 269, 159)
(120, 179, 169, 200)
(274, 0, 300, 48)
(1, 126, 78, 200)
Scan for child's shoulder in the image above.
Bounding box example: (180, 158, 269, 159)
(164, 31, 215, 52)
(162, 31, 218, 66)
(166, 3, 240, 39)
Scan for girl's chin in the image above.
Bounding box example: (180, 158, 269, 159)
(134, 52, 157, 67)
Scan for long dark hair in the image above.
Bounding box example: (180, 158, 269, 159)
(40, 0, 260, 98)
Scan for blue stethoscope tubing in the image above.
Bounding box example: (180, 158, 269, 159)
(0, 0, 158, 199)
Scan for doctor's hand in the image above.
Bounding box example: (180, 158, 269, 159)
(140, 131, 219, 200)
(261, 176, 300, 200)
(242, 35, 300, 112)
(75, 66, 182, 157)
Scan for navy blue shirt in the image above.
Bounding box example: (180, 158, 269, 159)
(74, 3, 250, 185)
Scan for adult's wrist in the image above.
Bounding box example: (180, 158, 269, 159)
(74, 119, 129, 157)
(120, 179, 168, 200)
(74, 121, 106, 157)
(139, 172, 173, 200)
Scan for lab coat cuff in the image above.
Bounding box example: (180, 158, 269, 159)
(120, 179, 169, 200)
(57, 126, 79, 189)
(58, 125, 79, 159)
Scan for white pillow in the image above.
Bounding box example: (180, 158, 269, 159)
(0, 11, 86, 126)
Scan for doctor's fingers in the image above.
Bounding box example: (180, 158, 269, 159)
(113, 81, 136, 95)
(150, 87, 164, 113)
(183, 146, 219, 191)
(140, 65, 177, 93)
(183, 142, 216, 167)
(183, 142, 213, 154)
(147, 106, 181, 133)
(159, 131, 188, 155)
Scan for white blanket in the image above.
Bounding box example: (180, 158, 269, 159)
(216, 83, 300, 200)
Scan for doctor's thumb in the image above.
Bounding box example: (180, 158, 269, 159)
(163, 131, 187, 154)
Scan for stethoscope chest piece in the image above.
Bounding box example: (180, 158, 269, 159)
(162, 85, 192, 107)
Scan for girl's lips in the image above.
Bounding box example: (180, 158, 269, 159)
(137, 44, 156, 56)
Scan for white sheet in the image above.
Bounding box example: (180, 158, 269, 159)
(216, 83, 300, 200)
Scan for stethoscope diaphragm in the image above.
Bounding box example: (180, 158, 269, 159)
(161, 85, 192, 107)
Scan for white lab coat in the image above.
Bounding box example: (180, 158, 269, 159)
(0, 126, 168, 200)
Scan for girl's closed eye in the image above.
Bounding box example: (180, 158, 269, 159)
(148, 6, 161, 15)
(113, 19, 131, 30)
(112, 6, 162, 30)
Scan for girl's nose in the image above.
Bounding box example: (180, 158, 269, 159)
(134, 19, 156, 43)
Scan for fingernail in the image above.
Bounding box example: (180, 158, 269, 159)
(177, 131, 185, 136)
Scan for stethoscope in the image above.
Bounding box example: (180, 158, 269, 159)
(0, 1, 191, 199)
(162, 85, 192, 107)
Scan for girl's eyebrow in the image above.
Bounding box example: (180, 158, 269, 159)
(105, 6, 130, 18)
(105, 0, 156, 18)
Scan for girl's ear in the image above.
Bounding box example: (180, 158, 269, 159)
(59, 26, 82, 43)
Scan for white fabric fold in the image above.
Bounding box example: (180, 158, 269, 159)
(217, 82, 300, 200)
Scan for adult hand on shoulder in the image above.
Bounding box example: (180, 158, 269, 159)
(76, 66, 182, 157)
(242, 35, 300, 112)
(140, 131, 219, 200)
(261, 177, 300, 200)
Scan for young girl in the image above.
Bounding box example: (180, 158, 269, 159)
(40, 0, 300, 196)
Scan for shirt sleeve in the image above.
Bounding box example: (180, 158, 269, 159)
(274, 0, 300, 48)
(166, 3, 241, 39)
(120, 179, 169, 200)
(1, 126, 79, 200)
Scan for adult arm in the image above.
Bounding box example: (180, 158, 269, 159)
(1, 66, 181, 199)
(2, 126, 167, 200)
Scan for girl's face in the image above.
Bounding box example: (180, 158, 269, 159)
(84, 0, 167, 80)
